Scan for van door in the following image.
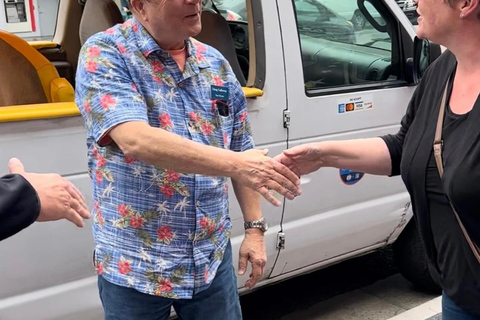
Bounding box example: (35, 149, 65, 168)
(271, 0, 416, 277)
(221, 0, 291, 288)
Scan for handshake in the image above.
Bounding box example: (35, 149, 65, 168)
(234, 143, 324, 206)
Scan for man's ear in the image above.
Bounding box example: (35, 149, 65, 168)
(129, 0, 148, 20)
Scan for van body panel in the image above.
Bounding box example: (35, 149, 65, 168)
(270, 0, 416, 276)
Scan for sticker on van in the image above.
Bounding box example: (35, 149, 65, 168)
(338, 95, 373, 114)
(340, 169, 364, 185)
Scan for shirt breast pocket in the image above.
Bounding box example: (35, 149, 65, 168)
(214, 105, 233, 149)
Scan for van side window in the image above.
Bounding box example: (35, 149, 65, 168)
(293, 0, 401, 92)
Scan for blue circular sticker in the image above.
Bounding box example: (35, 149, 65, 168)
(340, 169, 364, 185)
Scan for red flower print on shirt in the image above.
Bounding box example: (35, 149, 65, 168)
(95, 262, 104, 275)
(157, 226, 173, 242)
(86, 61, 98, 73)
(100, 94, 116, 110)
(201, 122, 214, 135)
(195, 42, 206, 60)
(105, 28, 115, 34)
(117, 204, 129, 217)
(125, 156, 136, 164)
(84, 101, 91, 114)
(88, 46, 101, 58)
(223, 132, 229, 146)
(151, 60, 164, 73)
(213, 76, 223, 86)
(189, 111, 199, 122)
(239, 111, 247, 123)
(92, 147, 98, 157)
(153, 75, 162, 84)
(130, 216, 144, 229)
(118, 259, 132, 275)
(132, 23, 139, 33)
(117, 43, 126, 54)
(200, 217, 209, 230)
(204, 268, 209, 281)
(159, 113, 173, 130)
(160, 184, 175, 198)
(223, 183, 229, 195)
(97, 156, 107, 168)
(96, 211, 105, 226)
(131, 83, 138, 92)
(159, 279, 173, 292)
(195, 42, 206, 53)
(95, 170, 103, 183)
(207, 223, 216, 235)
(218, 221, 226, 233)
(211, 100, 217, 114)
(166, 170, 180, 182)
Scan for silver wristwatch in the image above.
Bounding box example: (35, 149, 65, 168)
(244, 217, 269, 233)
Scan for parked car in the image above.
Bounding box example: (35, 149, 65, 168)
(294, 0, 357, 44)
(317, 0, 385, 30)
(204, 0, 247, 21)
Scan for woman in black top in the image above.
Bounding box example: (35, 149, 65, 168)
(276, 0, 480, 318)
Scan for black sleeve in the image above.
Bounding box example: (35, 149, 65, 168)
(380, 50, 453, 176)
(0, 174, 40, 241)
(380, 87, 420, 176)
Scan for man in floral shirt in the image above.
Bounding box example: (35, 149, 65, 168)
(75, 0, 301, 319)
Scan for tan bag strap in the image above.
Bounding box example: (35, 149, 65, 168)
(433, 80, 480, 265)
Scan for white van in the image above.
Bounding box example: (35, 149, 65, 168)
(0, 0, 441, 319)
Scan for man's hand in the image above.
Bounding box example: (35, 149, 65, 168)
(238, 229, 266, 289)
(274, 143, 326, 176)
(8, 158, 91, 227)
(235, 149, 301, 206)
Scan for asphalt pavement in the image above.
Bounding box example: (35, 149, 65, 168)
(240, 246, 438, 320)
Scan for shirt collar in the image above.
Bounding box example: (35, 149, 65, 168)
(130, 18, 211, 69)
(130, 17, 162, 57)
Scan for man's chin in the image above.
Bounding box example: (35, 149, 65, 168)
(188, 24, 202, 38)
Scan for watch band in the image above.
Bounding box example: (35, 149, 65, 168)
(244, 217, 268, 232)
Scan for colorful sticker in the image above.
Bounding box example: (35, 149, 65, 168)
(340, 169, 364, 185)
(338, 96, 373, 114)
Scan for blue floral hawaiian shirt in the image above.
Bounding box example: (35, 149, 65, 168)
(75, 18, 254, 299)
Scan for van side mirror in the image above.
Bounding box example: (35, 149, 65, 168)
(406, 36, 442, 84)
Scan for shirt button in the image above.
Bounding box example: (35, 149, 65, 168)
(196, 201, 201, 207)
(178, 83, 184, 88)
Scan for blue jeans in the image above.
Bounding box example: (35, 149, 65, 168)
(442, 292, 480, 320)
(98, 243, 242, 320)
